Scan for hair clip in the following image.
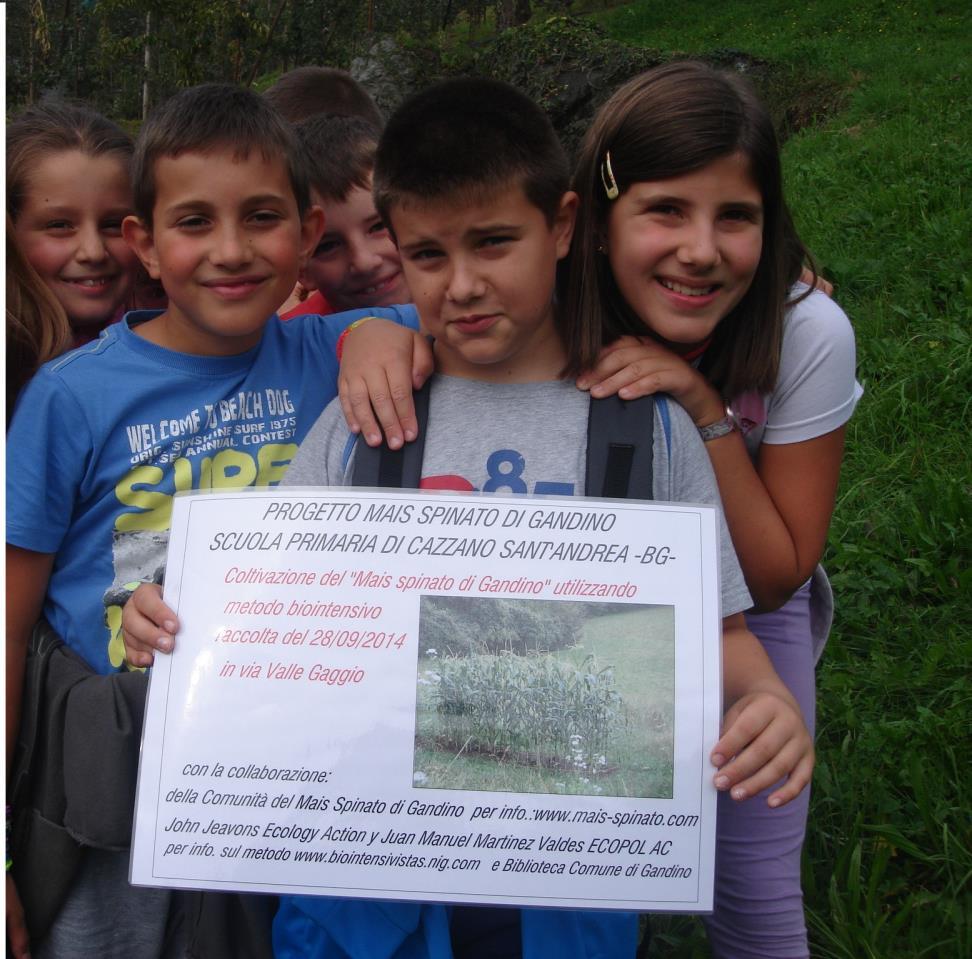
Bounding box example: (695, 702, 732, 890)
(600, 151, 619, 200)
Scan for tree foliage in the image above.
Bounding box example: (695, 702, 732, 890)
(7, 0, 838, 159)
(6, 0, 544, 119)
(419, 595, 584, 657)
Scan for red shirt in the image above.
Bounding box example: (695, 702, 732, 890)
(280, 290, 332, 319)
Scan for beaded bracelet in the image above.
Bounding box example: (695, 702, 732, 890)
(335, 316, 377, 362)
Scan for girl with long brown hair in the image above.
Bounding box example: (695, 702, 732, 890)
(565, 61, 861, 958)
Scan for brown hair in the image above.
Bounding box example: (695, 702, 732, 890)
(374, 77, 570, 229)
(131, 83, 309, 224)
(7, 98, 133, 223)
(374, 77, 589, 371)
(264, 66, 383, 126)
(6, 214, 73, 421)
(296, 114, 380, 203)
(564, 60, 811, 393)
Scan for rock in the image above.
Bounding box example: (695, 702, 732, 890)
(350, 17, 842, 154)
(350, 35, 428, 120)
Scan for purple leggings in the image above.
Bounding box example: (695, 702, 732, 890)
(705, 581, 815, 958)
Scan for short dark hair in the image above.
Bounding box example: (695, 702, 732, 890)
(565, 60, 811, 392)
(7, 98, 132, 222)
(373, 77, 570, 229)
(296, 114, 381, 203)
(264, 66, 383, 126)
(131, 83, 309, 224)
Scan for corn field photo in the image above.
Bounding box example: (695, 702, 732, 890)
(413, 596, 675, 798)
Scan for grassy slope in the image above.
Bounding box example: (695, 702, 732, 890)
(593, 2, 971, 956)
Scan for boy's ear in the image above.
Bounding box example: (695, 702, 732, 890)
(122, 215, 161, 280)
(297, 205, 325, 272)
(297, 264, 319, 292)
(553, 191, 579, 261)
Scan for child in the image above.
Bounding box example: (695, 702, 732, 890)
(282, 114, 410, 319)
(276, 76, 813, 959)
(565, 62, 861, 958)
(263, 65, 384, 127)
(6, 82, 421, 958)
(1, 216, 68, 952)
(7, 99, 141, 346)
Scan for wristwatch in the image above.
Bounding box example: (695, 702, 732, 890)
(697, 412, 737, 442)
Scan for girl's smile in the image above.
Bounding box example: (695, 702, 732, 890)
(605, 152, 763, 354)
(13, 150, 138, 330)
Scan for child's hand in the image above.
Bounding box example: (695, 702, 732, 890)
(799, 265, 833, 297)
(576, 336, 725, 427)
(122, 583, 179, 668)
(338, 319, 434, 449)
(7, 875, 30, 959)
(710, 691, 814, 808)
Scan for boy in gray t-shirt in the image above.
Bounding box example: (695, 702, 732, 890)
(285, 376, 751, 618)
(273, 78, 812, 959)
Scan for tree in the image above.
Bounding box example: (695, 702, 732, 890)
(496, 0, 530, 30)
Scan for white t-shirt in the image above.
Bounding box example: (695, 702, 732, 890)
(731, 287, 862, 454)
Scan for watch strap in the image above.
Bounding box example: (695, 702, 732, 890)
(698, 413, 736, 442)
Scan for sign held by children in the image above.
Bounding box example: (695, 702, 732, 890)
(131, 487, 722, 911)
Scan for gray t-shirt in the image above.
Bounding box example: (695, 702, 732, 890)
(285, 375, 751, 616)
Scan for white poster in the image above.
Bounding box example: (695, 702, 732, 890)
(131, 488, 722, 911)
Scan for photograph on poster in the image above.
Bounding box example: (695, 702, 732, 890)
(413, 596, 674, 799)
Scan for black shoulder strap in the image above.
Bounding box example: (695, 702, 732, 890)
(586, 394, 655, 500)
(350, 378, 432, 489)
(353, 383, 653, 499)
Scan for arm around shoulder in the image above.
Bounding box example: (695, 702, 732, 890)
(697, 294, 858, 609)
(334, 306, 431, 450)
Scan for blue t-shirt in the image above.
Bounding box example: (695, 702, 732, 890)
(6, 306, 418, 674)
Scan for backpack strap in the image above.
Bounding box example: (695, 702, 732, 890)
(352, 382, 656, 499)
(586, 394, 655, 500)
(350, 378, 432, 489)
(656, 394, 672, 459)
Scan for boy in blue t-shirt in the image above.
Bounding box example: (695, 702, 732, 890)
(5, 82, 418, 958)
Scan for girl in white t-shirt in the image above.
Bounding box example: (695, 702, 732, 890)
(564, 61, 860, 959)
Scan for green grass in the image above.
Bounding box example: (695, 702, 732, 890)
(556, 606, 674, 727)
(593, 1, 971, 955)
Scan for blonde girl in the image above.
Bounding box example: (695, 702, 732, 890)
(7, 100, 140, 346)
